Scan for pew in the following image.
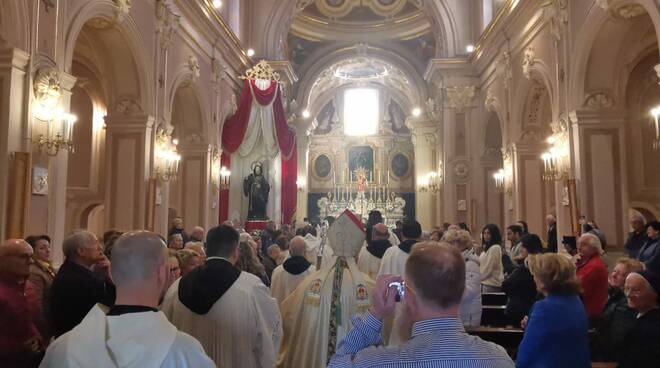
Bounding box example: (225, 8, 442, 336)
(481, 292, 507, 306)
(466, 326, 523, 357)
(481, 305, 507, 327)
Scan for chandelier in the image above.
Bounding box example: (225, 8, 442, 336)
(540, 133, 569, 181)
(154, 131, 181, 182)
(650, 106, 660, 149)
(493, 169, 505, 190)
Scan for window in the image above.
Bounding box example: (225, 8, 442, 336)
(344, 88, 379, 136)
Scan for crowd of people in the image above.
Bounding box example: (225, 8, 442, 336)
(1, 212, 660, 367)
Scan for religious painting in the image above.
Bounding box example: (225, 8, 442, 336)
(390, 152, 410, 179)
(32, 166, 48, 196)
(348, 146, 374, 180)
(313, 154, 333, 179)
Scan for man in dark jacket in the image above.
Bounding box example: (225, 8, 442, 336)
(546, 214, 557, 253)
(48, 230, 115, 338)
(624, 215, 648, 259)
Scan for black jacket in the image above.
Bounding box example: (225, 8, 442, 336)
(48, 260, 115, 338)
(593, 288, 638, 362)
(501, 263, 537, 326)
(624, 231, 648, 259)
(618, 308, 660, 367)
(547, 224, 557, 253)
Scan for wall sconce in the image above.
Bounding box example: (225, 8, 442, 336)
(493, 167, 513, 194)
(540, 133, 569, 181)
(31, 68, 77, 156)
(211, 147, 230, 191)
(650, 106, 660, 149)
(154, 131, 181, 182)
(296, 178, 306, 192)
(419, 169, 442, 194)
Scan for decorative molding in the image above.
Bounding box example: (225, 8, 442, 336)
(33, 68, 62, 109)
(584, 92, 615, 109)
(499, 51, 513, 91)
(114, 99, 143, 115)
(519, 128, 542, 143)
(188, 55, 200, 82)
(543, 0, 568, 41)
(452, 159, 471, 183)
(240, 60, 281, 82)
(41, 0, 55, 13)
(211, 57, 229, 84)
(485, 87, 498, 112)
(522, 47, 535, 80)
(155, 0, 180, 51)
(113, 0, 131, 22)
(597, 0, 646, 19)
(445, 85, 475, 112)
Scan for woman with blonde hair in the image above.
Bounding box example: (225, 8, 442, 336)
(442, 229, 481, 327)
(517, 253, 590, 367)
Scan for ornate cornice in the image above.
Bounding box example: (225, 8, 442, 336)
(445, 85, 476, 112)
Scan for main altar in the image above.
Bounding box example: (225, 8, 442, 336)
(317, 167, 406, 224)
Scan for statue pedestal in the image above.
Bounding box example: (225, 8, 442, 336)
(245, 220, 269, 232)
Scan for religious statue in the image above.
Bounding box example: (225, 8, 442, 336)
(243, 162, 270, 220)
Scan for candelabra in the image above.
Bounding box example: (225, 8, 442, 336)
(419, 170, 442, 194)
(540, 133, 569, 181)
(154, 131, 181, 182)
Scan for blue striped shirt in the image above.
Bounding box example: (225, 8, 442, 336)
(328, 312, 515, 368)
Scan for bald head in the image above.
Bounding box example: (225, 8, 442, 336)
(372, 224, 389, 241)
(111, 231, 168, 286)
(289, 236, 307, 257)
(190, 226, 205, 242)
(0, 239, 33, 280)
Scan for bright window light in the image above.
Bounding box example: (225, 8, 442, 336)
(344, 88, 379, 136)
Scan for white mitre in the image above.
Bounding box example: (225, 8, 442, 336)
(327, 210, 366, 258)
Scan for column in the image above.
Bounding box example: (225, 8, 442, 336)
(177, 142, 213, 230)
(295, 126, 310, 222)
(0, 46, 29, 240)
(104, 106, 154, 230)
(411, 120, 437, 229)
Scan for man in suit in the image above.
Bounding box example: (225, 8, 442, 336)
(48, 230, 115, 338)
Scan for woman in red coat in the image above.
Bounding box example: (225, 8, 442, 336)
(576, 233, 609, 322)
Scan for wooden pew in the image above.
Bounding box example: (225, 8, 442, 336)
(481, 305, 507, 327)
(466, 326, 523, 357)
(482, 292, 507, 306)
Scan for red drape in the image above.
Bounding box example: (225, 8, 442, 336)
(220, 79, 297, 225)
(218, 152, 231, 224)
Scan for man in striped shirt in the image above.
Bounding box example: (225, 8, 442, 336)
(328, 242, 515, 368)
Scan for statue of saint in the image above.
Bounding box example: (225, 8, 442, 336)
(243, 163, 270, 220)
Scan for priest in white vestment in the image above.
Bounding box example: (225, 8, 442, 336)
(377, 220, 422, 345)
(271, 236, 316, 305)
(278, 210, 375, 368)
(303, 232, 335, 269)
(41, 231, 214, 368)
(161, 225, 282, 368)
(357, 223, 392, 280)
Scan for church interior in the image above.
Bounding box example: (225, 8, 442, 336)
(1, 0, 660, 367)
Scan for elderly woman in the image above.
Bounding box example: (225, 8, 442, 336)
(479, 224, 504, 292)
(175, 248, 202, 277)
(592, 258, 644, 362)
(517, 254, 590, 367)
(618, 270, 660, 367)
(501, 234, 543, 327)
(442, 228, 481, 327)
(576, 233, 609, 321)
(168, 233, 184, 250)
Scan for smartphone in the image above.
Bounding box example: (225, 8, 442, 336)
(388, 281, 405, 302)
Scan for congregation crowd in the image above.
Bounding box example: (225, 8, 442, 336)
(1, 211, 660, 368)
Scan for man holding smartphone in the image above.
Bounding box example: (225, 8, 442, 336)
(328, 243, 515, 368)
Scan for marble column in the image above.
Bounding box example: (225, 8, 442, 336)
(176, 141, 214, 231)
(104, 105, 154, 231)
(411, 120, 438, 229)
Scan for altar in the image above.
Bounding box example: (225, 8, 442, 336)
(316, 166, 406, 225)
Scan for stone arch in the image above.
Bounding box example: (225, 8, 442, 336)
(514, 79, 553, 144)
(166, 70, 211, 143)
(62, 1, 153, 113)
